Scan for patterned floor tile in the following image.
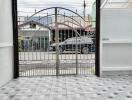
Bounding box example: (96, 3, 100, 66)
(0, 75, 132, 100)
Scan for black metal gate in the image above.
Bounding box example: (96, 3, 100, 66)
(18, 7, 96, 76)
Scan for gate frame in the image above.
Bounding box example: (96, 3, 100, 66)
(12, 0, 101, 78)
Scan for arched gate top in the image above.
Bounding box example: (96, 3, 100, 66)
(27, 7, 85, 22)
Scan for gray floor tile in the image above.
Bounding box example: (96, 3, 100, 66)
(0, 75, 132, 100)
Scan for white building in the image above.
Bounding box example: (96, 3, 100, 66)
(18, 20, 50, 51)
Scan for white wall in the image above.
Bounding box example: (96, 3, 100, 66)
(102, 43, 132, 68)
(0, 0, 13, 87)
(101, 9, 132, 40)
(101, 8, 132, 75)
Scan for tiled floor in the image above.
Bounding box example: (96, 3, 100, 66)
(0, 75, 132, 100)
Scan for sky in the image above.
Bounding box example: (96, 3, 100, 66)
(17, 0, 96, 16)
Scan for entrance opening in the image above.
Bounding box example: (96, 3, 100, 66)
(15, 0, 100, 77)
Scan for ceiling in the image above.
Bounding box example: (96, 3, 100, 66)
(101, 0, 132, 9)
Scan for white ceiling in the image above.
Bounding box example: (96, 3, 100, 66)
(101, 0, 132, 9)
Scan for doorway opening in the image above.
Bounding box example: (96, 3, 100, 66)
(12, 0, 100, 77)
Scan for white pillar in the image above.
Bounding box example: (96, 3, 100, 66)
(0, 0, 13, 87)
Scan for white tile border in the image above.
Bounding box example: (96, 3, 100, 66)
(0, 42, 13, 48)
(102, 39, 132, 43)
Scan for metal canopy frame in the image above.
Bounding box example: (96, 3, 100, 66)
(101, 0, 132, 9)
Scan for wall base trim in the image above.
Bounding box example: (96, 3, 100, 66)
(102, 66, 132, 76)
(103, 66, 132, 71)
